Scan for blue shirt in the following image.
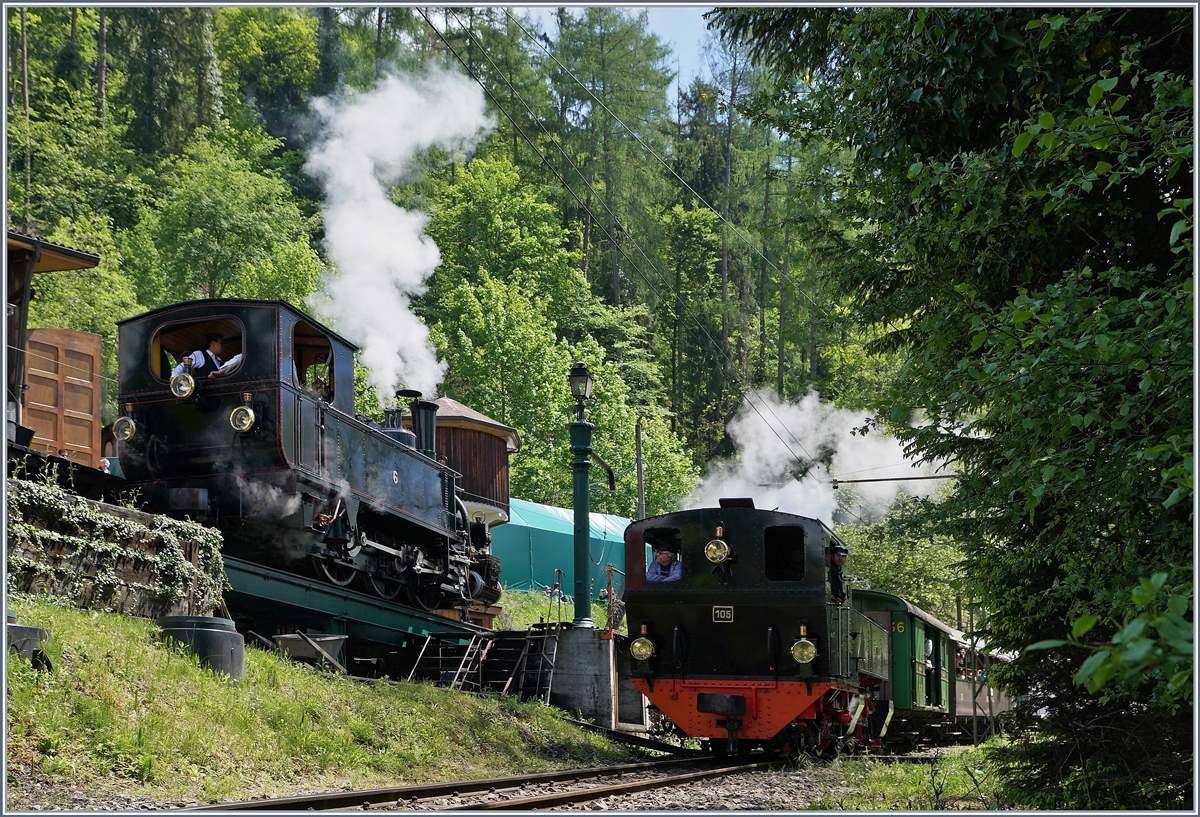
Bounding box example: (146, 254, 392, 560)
(646, 559, 682, 582)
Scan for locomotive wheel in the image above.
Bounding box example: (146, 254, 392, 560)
(406, 574, 443, 610)
(314, 554, 357, 587)
(367, 572, 405, 600)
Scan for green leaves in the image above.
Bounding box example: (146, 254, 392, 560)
(1011, 131, 1034, 157)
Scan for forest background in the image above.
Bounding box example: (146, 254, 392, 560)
(6, 6, 1192, 809)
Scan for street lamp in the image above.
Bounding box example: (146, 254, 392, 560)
(568, 361, 595, 627)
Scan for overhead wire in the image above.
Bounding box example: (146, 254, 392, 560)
(421, 7, 817, 468)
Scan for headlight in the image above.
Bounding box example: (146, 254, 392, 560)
(791, 639, 817, 664)
(170, 372, 196, 398)
(229, 405, 256, 433)
(112, 416, 137, 442)
(630, 637, 656, 661)
(704, 538, 731, 564)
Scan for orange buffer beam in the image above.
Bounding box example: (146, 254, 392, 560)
(631, 678, 851, 741)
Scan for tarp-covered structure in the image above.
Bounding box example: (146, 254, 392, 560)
(490, 497, 631, 600)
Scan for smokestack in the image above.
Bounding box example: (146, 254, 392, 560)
(411, 400, 438, 459)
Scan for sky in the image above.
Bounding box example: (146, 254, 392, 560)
(518, 6, 716, 97)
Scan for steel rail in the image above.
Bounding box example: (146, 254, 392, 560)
(186, 757, 710, 812)
(440, 759, 783, 810)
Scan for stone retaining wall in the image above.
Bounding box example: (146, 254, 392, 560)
(6, 478, 226, 617)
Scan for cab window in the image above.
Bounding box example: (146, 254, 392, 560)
(293, 321, 333, 401)
(643, 527, 682, 582)
(151, 317, 244, 380)
(764, 525, 805, 581)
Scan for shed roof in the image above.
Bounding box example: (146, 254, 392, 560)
(431, 397, 520, 452)
(7, 231, 100, 273)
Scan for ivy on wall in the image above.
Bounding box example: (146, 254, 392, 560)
(6, 479, 227, 618)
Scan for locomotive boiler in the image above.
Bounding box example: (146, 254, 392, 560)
(112, 298, 500, 611)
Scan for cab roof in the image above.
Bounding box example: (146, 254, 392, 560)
(117, 298, 359, 353)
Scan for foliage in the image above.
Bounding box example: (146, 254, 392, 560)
(26, 215, 142, 423)
(114, 8, 223, 157)
(214, 7, 319, 134)
(1030, 572, 1193, 707)
(7, 478, 225, 615)
(836, 495, 963, 625)
(123, 127, 323, 307)
(5, 596, 633, 809)
(713, 6, 1193, 807)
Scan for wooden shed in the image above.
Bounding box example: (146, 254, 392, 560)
(409, 397, 519, 528)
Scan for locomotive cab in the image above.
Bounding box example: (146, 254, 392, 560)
(115, 299, 494, 610)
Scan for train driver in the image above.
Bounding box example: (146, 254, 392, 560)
(828, 543, 848, 604)
(172, 333, 243, 379)
(646, 548, 682, 582)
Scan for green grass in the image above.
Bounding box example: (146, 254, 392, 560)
(796, 744, 1016, 810)
(494, 586, 621, 633)
(5, 594, 635, 809)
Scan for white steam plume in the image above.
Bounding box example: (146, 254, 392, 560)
(305, 70, 493, 401)
(684, 389, 946, 525)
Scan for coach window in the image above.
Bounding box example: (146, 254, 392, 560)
(151, 317, 245, 381)
(764, 525, 805, 581)
(643, 527, 682, 583)
(293, 322, 334, 402)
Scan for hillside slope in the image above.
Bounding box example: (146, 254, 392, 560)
(5, 595, 634, 810)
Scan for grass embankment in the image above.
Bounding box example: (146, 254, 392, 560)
(804, 745, 1016, 810)
(5, 593, 635, 809)
(494, 586, 619, 633)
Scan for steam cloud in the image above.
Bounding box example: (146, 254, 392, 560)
(305, 70, 494, 401)
(684, 389, 946, 525)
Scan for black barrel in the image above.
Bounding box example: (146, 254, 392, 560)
(156, 616, 245, 680)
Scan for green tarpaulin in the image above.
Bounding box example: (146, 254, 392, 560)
(490, 498, 631, 600)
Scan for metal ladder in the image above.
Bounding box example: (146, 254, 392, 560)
(451, 634, 494, 692)
(513, 623, 560, 703)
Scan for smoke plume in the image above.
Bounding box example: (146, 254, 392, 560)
(684, 389, 946, 525)
(305, 70, 493, 401)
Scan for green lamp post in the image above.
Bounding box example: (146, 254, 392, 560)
(568, 361, 595, 627)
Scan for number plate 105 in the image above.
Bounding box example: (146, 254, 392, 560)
(712, 606, 734, 622)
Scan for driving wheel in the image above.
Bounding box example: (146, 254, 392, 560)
(313, 554, 357, 587)
(406, 573, 444, 610)
(367, 571, 405, 600)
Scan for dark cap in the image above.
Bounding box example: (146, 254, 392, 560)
(830, 544, 849, 556)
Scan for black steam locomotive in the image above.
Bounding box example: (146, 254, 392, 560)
(623, 500, 1010, 755)
(112, 299, 500, 611)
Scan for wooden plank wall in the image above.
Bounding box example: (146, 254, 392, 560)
(24, 328, 102, 467)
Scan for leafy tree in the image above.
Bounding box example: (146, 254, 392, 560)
(713, 6, 1193, 808)
(26, 214, 142, 423)
(123, 127, 322, 307)
(424, 155, 665, 411)
(429, 270, 694, 519)
(214, 7, 319, 137)
(114, 8, 223, 156)
(836, 495, 963, 625)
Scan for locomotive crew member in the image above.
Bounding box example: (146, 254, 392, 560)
(171, 333, 243, 379)
(646, 548, 682, 582)
(828, 543, 848, 604)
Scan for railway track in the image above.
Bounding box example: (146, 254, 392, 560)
(189, 756, 782, 812)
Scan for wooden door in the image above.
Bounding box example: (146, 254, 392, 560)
(24, 328, 102, 467)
